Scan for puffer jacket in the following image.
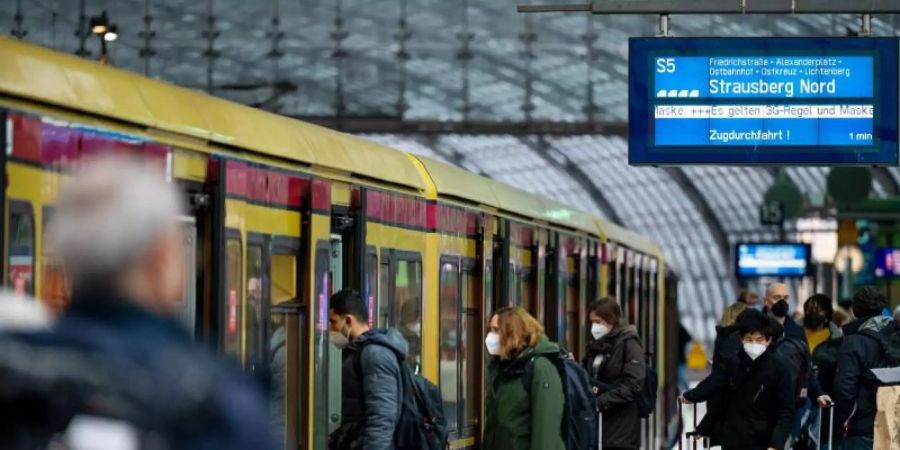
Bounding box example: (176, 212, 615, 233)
(482, 336, 565, 450)
(834, 315, 892, 439)
(582, 325, 646, 450)
(331, 328, 408, 450)
(685, 347, 794, 450)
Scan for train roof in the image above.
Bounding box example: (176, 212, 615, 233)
(0, 37, 661, 253)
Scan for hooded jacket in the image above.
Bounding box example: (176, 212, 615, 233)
(689, 324, 741, 445)
(331, 328, 408, 450)
(684, 346, 794, 450)
(582, 325, 646, 450)
(482, 336, 565, 450)
(834, 315, 892, 439)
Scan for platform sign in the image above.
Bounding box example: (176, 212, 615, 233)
(736, 242, 810, 278)
(629, 38, 899, 165)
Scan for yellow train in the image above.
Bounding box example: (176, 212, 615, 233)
(0, 37, 680, 449)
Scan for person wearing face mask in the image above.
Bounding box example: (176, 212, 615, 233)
(482, 307, 565, 450)
(799, 294, 842, 450)
(764, 283, 808, 346)
(581, 297, 646, 450)
(327, 289, 407, 450)
(682, 309, 794, 450)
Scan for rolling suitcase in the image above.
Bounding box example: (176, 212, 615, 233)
(677, 398, 709, 450)
(817, 400, 835, 450)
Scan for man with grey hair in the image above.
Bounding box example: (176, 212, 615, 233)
(763, 282, 807, 344)
(2, 156, 273, 449)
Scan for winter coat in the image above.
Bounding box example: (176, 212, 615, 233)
(684, 347, 795, 450)
(834, 315, 893, 439)
(582, 325, 646, 450)
(331, 328, 408, 450)
(691, 324, 741, 445)
(784, 318, 809, 347)
(1, 292, 274, 450)
(482, 336, 565, 450)
(807, 323, 842, 400)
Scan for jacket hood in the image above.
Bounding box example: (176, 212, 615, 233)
(858, 315, 893, 334)
(531, 335, 561, 356)
(355, 328, 409, 359)
(716, 324, 739, 336)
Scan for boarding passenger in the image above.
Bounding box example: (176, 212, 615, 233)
(834, 287, 894, 450)
(0, 157, 273, 449)
(482, 307, 565, 450)
(583, 297, 646, 450)
(328, 289, 407, 450)
(398, 298, 422, 371)
(682, 310, 794, 450)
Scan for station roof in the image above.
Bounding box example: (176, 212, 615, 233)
(3, 1, 900, 343)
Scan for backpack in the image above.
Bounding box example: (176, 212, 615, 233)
(619, 336, 657, 418)
(774, 336, 811, 406)
(356, 340, 448, 450)
(524, 350, 599, 450)
(858, 320, 900, 382)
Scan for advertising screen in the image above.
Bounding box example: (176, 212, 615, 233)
(629, 37, 899, 165)
(736, 243, 810, 278)
(875, 248, 900, 278)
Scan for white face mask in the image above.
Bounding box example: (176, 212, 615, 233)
(329, 330, 350, 349)
(591, 323, 610, 340)
(485, 332, 501, 356)
(743, 342, 767, 360)
(407, 323, 422, 335)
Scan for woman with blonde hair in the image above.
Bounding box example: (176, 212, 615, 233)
(482, 306, 565, 450)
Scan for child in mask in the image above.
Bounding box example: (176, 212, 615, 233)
(682, 309, 794, 450)
(582, 297, 646, 450)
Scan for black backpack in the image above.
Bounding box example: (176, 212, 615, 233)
(620, 336, 657, 418)
(356, 340, 448, 450)
(774, 336, 811, 406)
(524, 351, 599, 450)
(859, 319, 900, 381)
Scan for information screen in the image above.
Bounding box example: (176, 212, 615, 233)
(629, 38, 899, 165)
(736, 243, 810, 278)
(874, 248, 900, 278)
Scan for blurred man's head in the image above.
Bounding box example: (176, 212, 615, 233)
(48, 157, 184, 316)
(851, 286, 888, 320)
(737, 290, 759, 306)
(803, 294, 833, 330)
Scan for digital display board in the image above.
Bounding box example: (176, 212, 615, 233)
(629, 38, 899, 165)
(874, 248, 900, 278)
(736, 243, 810, 278)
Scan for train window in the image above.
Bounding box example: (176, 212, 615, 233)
(313, 243, 331, 450)
(394, 258, 422, 371)
(565, 274, 578, 355)
(365, 252, 377, 328)
(439, 260, 460, 433)
(378, 259, 390, 328)
(7, 201, 34, 296)
(41, 210, 69, 313)
(224, 237, 242, 358)
(520, 269, 534, 315)
(246, 243, 266, 372)
(271, 253, 296, 305)
(461, 264, 479, 432)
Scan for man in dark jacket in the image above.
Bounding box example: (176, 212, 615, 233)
(764, 282, 808, 346)
(682, 310, 794, 450)
(834, 286, 891, 450)
(0, 158, 273, 449)
(328, 289, 407, 450)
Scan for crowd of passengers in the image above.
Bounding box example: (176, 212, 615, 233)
(0, 156, 898, 450)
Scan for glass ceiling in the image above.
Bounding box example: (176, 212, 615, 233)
(4, 0, 899, 345)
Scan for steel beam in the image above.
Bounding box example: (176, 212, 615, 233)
(292, 115, 628, 137)
(519, 1, 900, 14)
(663, 167, 737, 289)
(870, 167, 900, 196)
(520, 136, 626, 225)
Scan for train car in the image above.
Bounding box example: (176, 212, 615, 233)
(0, 37, 677, 449)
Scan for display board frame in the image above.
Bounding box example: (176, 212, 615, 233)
(629, 37, 899, 166)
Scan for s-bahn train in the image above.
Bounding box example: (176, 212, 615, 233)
(0, 37, 680, 449)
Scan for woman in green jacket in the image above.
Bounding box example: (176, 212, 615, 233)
(482, 306, 565, 450)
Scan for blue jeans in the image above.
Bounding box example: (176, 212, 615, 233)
(791, 399, 812, 444)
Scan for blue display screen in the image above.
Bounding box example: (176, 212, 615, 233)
(736, 243, 810, 277)
(629, 38, 899, 165)
(874, 248, 900, 278)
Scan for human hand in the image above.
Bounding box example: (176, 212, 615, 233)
(679, 394, 692, 404)
(817, 395, 833, 408)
